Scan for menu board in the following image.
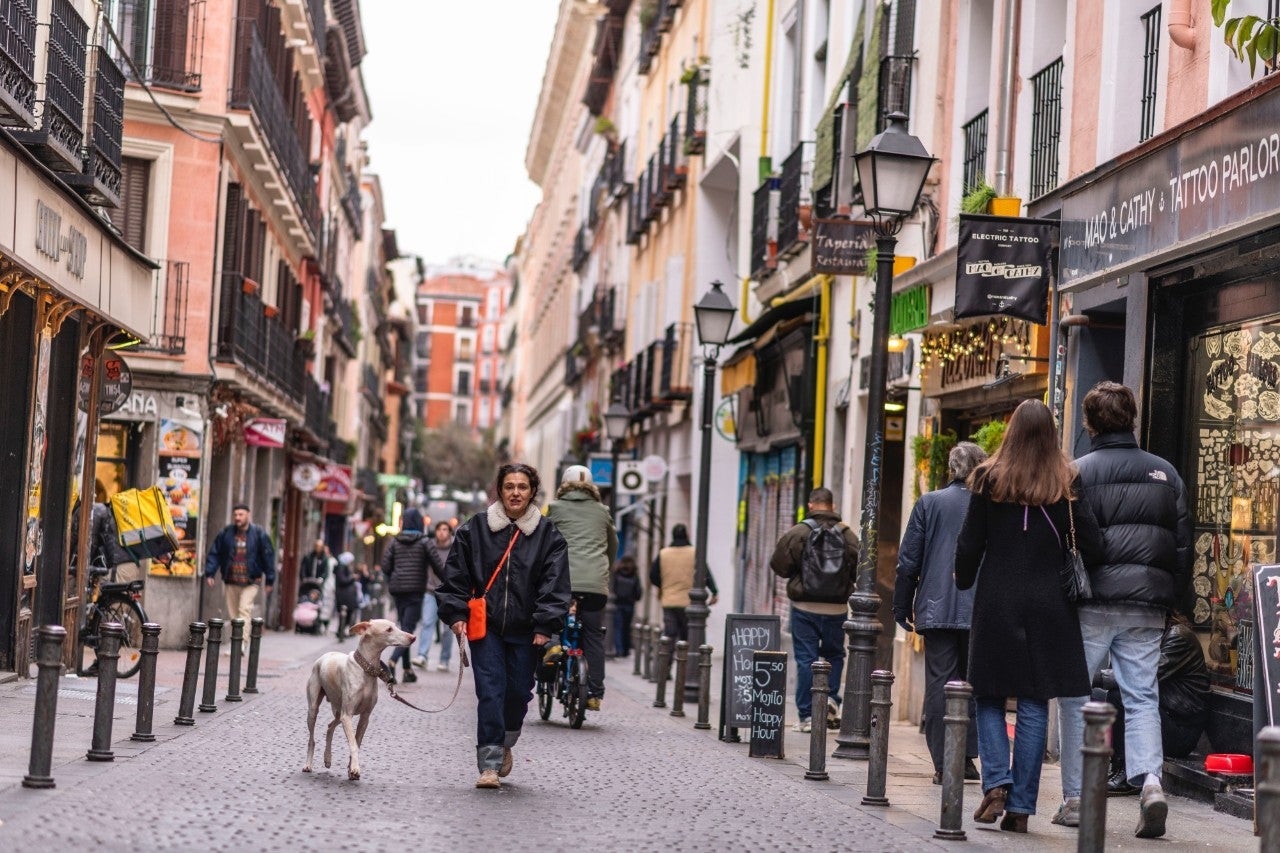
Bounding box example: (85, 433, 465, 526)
(719, 613, 781, 741)
(748, 651, 788, 759)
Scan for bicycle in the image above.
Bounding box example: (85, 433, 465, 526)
(536, 604, 589, 729)
(77, 562, 148, 678)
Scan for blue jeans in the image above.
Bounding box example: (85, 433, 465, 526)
(976, 696, 1049, 815)
(468, 632, 539, 769)
(417, 593, 454, 663)
(790, 608, 845, 719)
(1058, 617, 1164, 798)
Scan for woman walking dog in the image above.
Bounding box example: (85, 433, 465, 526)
(437, 462, 570, 789)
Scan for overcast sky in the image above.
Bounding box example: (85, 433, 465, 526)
(361, 3, 560, 266)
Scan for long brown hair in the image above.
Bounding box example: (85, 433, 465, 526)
(967, 399, 1076, 505)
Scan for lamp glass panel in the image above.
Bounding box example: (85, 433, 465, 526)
(695, 306, 735, 346)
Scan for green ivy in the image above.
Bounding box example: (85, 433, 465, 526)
(969, 419, 1007, 457)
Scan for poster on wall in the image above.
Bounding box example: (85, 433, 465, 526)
(954, 214, 1058, 324)
(153, 418, 202, 577)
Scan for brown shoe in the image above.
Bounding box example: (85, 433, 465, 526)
(973, 785, 1008, 823)
(499, 747, 513, 778)
(476, 769, 500, 789)
(1000, 813, 1028, 833)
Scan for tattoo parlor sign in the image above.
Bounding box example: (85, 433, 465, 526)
(1061, 85, 1280, 288)
(955, 215, 1057, 325)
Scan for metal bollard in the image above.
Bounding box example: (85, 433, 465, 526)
(861, 669, 895, 806)
(87, 623, 124, 761)
(243, 617, 264, 694)
(1259, 727, 1280, 848)
(647, 626, 662, 683)
(695, 644, 713, 730)
(632, 622, 643, 676)
(806, 660, 832, 781)
(131, 623, 162, 742)
(670, 641, 689, 718)
(225, 618, 245, 702)
(653, 635, 671, 708)
(174, 622, 207, 725)
(199, 618, 224, 713)
(935, 680, 973, 840)
(23, 625, 67, 788)
(1078, 700, 1117, 853)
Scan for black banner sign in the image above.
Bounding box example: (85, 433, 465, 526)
(812, 218, 875, 275)
(748, 650, 788, 759)
(954, 214, 1058, 325)
(719, 613, 781, 741)
(1255, 564, 1280, 725)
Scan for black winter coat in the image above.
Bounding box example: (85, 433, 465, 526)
(1074, 432, 1192, 612)
(382, 531, 444, 597)
(436, 503, 571, 638)
(610, 570, 643, 605)
(954, 489, 1104, 700)
(894, 481, 976, 631)
(333, 562, 360, 613)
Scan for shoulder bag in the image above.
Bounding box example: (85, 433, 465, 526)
(467, 530, 520, 640)
(1061, 499, 1093, 603)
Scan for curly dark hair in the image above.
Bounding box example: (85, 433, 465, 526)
(496, 462, 541, 501)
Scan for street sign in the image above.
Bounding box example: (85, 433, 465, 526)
(588, 453, 614, 487)
(616, 460, 645, 495)
(640, 454, 667, 482)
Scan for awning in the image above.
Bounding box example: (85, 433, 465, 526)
(728, 295, 811, 344)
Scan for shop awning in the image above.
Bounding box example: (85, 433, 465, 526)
(728, 295, 811, 344)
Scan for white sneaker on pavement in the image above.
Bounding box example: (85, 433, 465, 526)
(436, 662, 449, 672)
(793, 717, 811, 733)
(410, 655, 426, 668)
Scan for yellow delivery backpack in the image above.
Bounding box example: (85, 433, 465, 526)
(111, 485, 180, 561)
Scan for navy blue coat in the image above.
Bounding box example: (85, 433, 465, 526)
(893, 481, 976, 631)
(204, 523, 276, 584)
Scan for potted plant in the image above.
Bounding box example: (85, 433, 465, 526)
(639, 0, 658, 28)
(593, 116, 617, 144)
(295, 328, 316, 358)
(989, 196, 1022, 216)
(241, 277, 259, 296)
(263, 304, 279, 319)
(960, 182, 997, 215)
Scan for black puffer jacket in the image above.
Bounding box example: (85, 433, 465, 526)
(382, 530, 444, 596)
(436, 503, 570, 638)
(1074, 432, 1192, 611)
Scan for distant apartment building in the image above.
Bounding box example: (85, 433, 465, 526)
(415, 258, 509, 435)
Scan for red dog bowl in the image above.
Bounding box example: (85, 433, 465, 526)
(1205, 753, 1253, 774)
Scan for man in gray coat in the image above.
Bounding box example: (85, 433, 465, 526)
(893, 441, 986, 783)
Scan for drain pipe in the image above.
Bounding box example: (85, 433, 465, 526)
(1168, 0, 1196, 49)
(992, 0, 1021, 197)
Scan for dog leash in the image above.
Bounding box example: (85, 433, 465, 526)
(356, 645, 470, 714)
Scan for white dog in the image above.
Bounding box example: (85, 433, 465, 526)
(304, 618, 415, 780)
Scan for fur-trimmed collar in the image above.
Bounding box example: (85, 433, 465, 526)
(486, 501, 542, 535)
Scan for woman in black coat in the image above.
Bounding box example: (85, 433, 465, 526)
(954, 400, 1104, 833)
(332, 551, 361, 640)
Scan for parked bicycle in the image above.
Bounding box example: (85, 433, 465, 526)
(77, 561, 147, 678)
(536, 600, 589, 729)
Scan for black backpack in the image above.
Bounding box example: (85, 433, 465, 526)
(799, 519, 852, 602)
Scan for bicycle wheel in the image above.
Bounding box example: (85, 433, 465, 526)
(537, 675, 553, 721)
(100, 598, 146, 678)
(567, 659, 588, 729)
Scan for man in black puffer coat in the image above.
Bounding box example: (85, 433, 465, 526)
(1055, 382, 1192, 840)
(382, 507, 444, 682)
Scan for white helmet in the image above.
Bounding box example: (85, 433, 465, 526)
(562, 464, 593, 485)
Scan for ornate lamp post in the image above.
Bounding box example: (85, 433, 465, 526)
(833, 112, 935, 760)
(686, 281, 736, 683)
(603, 399, 631, 520)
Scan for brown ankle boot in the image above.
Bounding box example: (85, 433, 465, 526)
(974, 785, 1008, 823)
(1000, 812, 1028, 833)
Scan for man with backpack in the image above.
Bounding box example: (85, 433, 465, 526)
(770, 487, 859, 732)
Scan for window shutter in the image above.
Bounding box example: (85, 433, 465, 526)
(110, 156, 150, 252)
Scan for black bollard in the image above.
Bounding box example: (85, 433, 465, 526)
(653, 636, 671, 708)
(632, 623, 643, 676)
(861, 669, 895, 806)
(23, 625, 67, 788)
(806, 660, 832, 781)
(174, 622, 206, 725)
(243, 616, 264, 694)
(87, 623, 124, 761)
(670, 640, 689, 718)
(131, 623, 162, 742)
(225, 618, 245, 702)
(1259, 727, 1280, 848)
(647, 626, 662, 683)
(695, 644, 713, 730)
(199, 618, 224, 713)
(935, 680, 973, 841)
(1078, 700, 1117, 853)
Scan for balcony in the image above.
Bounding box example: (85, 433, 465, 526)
(331, 294, 357, 357)
(229, 22, 320, 243)
(1030, 56, 1063, 199)
(478, 378, 493, 395)
(304, 376, 334, 450)
(456, 375, 473, 396)
(876, 55, 914, 131)
(136, 260, 189, 356)
(576, 298, 598, 349)
(457, 347, 475, 363)
(604, 140, 630, 200)
(216, 272, 306, 404)
(637, 2, 662, 75)
(658, 322, 693, 402)
(458, 312, 476, 329)
(564, 349, 583, 386)
(362, 363, 384, 411)
(572, 224, 590, 273)
(749, 177, 777, 280)
(776, 141, 813, 259)
(661, 114, 686, 193)
(0, 0, 38, 127)
(582, 3, 625, 115)
(597, 285, 625, 346)
(341, 167, 363, 238)
(683, 66, 707, 155)
(109, 0, 207, 92)
(961, 109, 989, 195)
(356, 467, 379, 498)
(13, 0, 86, 173)
(67, 46, 125, 207)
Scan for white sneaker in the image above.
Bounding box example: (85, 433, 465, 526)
(436, 662, 449, 672)
(410, 655, 426, 668)
(793, 717, 812, 733)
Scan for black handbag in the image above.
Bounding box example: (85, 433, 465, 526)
(1061, 499, 1092, 603)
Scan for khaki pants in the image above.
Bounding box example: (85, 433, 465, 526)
(114, 561, 142, 583)
(224, 582, 259, 625)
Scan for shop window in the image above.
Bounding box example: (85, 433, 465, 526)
(95, 421, 140, 502)
(1186, 320, 1280, 695)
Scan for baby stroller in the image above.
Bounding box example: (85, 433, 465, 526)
(293, 578, 326, 634)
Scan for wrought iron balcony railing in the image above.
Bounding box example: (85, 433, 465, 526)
(598, 285, 625, 346)
(876, 54, 914, 130)
(362, 362, 383, 411)
(14, 0, 86, 173)
(1030, 56, 1063, 199)
(216, 272, 306, 403)
(662, 114, 685, 193)
(341, 167, 363, 238)
(306, 0, 326, 56)
(564, 349, 583, 386)
(136, 260, 189, 355)
(610, 364, 630, 413)
(108, 0, 207, 92)
(68, 45, 125, 207)
(0, 0, 38, 127)
(572, 224, 590, 273)
(331, 293, 357, 357)
(684, 66, 707, 155)
(776, 141, 813, 258)
(304, 375, 334, 450)
(658, 322, 693, 402)
(961, 109, 989, 195)
(749, 177, 776, 279)
(605, 139, 630, 200)
(576, 298, 598, 348)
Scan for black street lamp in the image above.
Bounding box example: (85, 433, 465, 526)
(603, 399, 631, 520)
(833, 111, 935, 761)
(687, 280, 736, 691)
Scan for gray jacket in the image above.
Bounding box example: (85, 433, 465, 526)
(893, 480, 976, 631)
(545, 487, 617, 596)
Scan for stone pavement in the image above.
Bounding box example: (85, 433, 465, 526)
(0, 630, 1260, 852)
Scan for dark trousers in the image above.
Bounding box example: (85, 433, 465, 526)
(922, 628, 979, 771)
(388, 593, 423, 668)
(612, 604, 635, 655)
(575, 592, 608, 698)
(469, 632, 539, 748)
(1104, 686, 1205, 771)
(790, 608, 846, 719)
(662, 607, 688, 643)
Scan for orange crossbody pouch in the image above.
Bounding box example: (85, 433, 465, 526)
(467, 530, 519, 640)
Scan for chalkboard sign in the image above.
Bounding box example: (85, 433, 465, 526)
(749, 651, 788, 759)
(1255, 564, 1280, 725)
(719, 613, 782, 741)
(812, 218, 875, 275)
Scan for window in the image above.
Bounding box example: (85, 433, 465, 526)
(961, 110, 989, 194)
(477, 400, 490, 429)
(487, 288, 502, 316)
(1140, 5, 1161, 142)
(1029, 57, 1064, 199)
(417, 303, 430, 325)
(108, 0, 206, 91)
(110, 156, 151, 252)
(415, 331, 429, 359)
(458, 335, 474, 362)
(456, 369, 471, 396)
(455, 401, 471, 425)
(460, 304, 475, 328)
(481, 325, 495, 353)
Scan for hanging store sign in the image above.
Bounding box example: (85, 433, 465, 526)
(811, 219, 875, 275)
(955, 215, 1057, 325)
(243, 417, 287, 448)
(1256, 563, 1280, 725)
(77, 352, 133, 415)
(889, 285, 930, 336)
(312, 464, 353, 503)
(292, 462, 323, 492)
(1060, 86, 1280, 288)
(920, 317, 1045, 396)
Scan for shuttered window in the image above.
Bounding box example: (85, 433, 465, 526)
(111, 156, 150, 252)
